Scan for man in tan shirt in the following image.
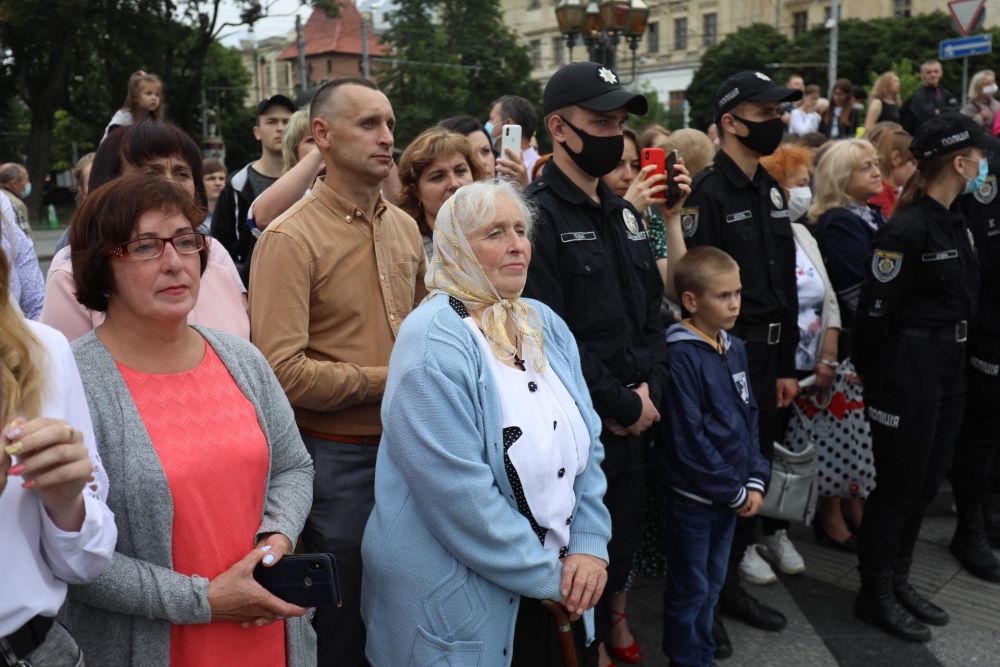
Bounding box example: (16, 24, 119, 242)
(249, 77, 427, 667)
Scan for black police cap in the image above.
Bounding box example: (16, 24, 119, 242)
(911, 113, 1000, 159)
(256, 94, 297, 117)
(714, 71, 802, 118)
(543, 62, 647, 116)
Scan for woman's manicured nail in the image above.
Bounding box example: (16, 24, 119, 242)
(21, 480, 37, 489)
(263, 554, 275, 565)
(261, 545, 272, 552)
(9, 465, 25, 475)
(5, 427, 22, 441)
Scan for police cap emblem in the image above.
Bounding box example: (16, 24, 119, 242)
(975, 174, 997, 205)
(622, 208, 640, 235)
(872, 249, 903, 283)
(680, 207, 699, 238)
(770, 186, 784, 209)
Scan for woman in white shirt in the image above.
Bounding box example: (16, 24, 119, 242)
(789, 84, 822, 136)
(0, 226, 117, 664)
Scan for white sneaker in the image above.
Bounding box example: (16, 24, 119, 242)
(759, 530, 806, 575)
(739, 543, 777, 585)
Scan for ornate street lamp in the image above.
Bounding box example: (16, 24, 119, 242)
(555, 0, 649, 84)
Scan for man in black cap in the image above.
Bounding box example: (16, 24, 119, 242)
(212, 94, 297, 282)
(680, 70, 802, 650)
(522, 60, 672, 666)
(852, 113, 994, 642)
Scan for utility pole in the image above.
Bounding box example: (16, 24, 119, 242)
(296, 14, 307, 96)
(250, 23, 260, 101)
(827, 0, 839, 93)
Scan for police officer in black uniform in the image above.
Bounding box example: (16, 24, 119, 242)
(950, 151, 1000, 582)
(523, 60, 689, 665)
(681, 71, 802, 644)
(853, 114, 995, 642)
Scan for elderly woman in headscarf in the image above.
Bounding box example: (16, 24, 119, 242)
(360, 180, 611, 666)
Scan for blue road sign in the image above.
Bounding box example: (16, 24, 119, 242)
(940, 33, 993, 60)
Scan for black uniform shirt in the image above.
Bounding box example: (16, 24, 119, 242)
(681, 149, 800, 377)
(523, 159, 669, 428)
(958, 156, 1000, 337)
(854, 195, 980, 368)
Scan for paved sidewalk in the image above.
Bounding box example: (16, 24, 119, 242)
(627, 484, 999, 666)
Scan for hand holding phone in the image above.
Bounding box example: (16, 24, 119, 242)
(501, 124, 522, 158)
(640, 148, 683, 207)
(253, 553, 343, 608)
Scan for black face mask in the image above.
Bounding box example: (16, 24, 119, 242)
(730, 115, 785, 156)
(558, 116, 625, 178)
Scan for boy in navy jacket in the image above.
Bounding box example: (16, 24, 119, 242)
(659, 246, 770, 667)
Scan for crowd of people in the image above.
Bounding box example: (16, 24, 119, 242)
(1, 54, 999, 667)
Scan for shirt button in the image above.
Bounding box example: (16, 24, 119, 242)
(558, 467, 566, 478)
(566, 516, 572, 525)
(584, 265, 591, 272)
(345, 215, 351, 222)
(528, 381, 538, 392)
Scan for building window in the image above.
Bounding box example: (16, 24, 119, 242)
(530, 39, 542, 68)
(327, 58, 333, 74)
(792, 11, 808, 38)
(703, 13, 717, 47)
(552, 37, 565, 66)
(647, 22, 659, 53)
(893, 0, 911, 18)
(529, 0, 540, 8)
(674, 17, 688, 51)
(668, 90, 685, 111)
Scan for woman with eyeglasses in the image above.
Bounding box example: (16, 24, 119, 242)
(59, 174, 316, 666)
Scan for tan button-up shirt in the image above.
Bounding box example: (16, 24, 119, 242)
(249, 176, 427, 435)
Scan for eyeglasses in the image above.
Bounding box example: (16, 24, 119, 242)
(109, 232, 206, 261)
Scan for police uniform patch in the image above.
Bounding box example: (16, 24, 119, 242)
(872, 249, 903, 283)
(770, 186, 784, 209)
(974, 174, 997, 205)
(680, 207, 699, 238)
(622, 208, 640, 236)
(732, 371, 750, 404)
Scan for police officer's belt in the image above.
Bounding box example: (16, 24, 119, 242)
(732, 322, 782, 346)
(899, 321, 968, 343)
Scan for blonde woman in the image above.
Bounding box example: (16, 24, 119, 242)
(0, 222, 117, 665)
(961, 69, 1000, 132)
(865, 72, 902, 132)
(866, 122, 915, 218)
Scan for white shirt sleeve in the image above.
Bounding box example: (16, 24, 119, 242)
(32, 321, 117, 584)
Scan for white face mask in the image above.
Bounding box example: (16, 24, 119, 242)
(984, 83, 999, 96)
(788, 186, 813, 221)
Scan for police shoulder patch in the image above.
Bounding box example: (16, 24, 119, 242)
(770, 186, 784, 209)
(622, 208, 640, 235)
(872, 249, 903, 283)
(975, 174, 997, 205)
(680, 207, 699, 238)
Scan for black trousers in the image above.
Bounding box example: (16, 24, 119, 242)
(952, 332, 1000, 505)
(723, 340, 780, 595)
(300, 435, 380, 667)
(592, 430, 645, 647)
(858, 335, 966, 577)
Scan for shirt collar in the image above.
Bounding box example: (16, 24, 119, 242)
(714, 149, 766, 191)
(539, 159, 618, 209)
(312, 175, 387, 223)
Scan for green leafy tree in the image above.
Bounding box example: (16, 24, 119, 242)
(629, 83, 682, 132)
(439, 0, 541, 124)
(380, 0, 468, 146)
(866, 58, 923, 104)
(684, 24, 790, 131)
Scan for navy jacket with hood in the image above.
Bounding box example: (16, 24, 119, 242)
(659, 322, 769, 508)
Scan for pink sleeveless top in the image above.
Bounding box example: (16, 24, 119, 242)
(119, 342, 286, 666)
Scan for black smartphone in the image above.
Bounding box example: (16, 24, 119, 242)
(664, 149, 683, 208)
(253, 553, 342, 608)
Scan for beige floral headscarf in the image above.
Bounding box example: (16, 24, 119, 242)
(424, 182, 547, 372)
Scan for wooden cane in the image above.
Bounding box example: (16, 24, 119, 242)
(540, 600, 579, 667)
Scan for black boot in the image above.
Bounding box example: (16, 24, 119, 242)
(712, 608, 732, 660)
(892, 559, 950, 626)
(984, 493, 1000, 549)
(950, 502, 1000, 583)
(718, 584, 786, 631)
(854, 572, 931, 642)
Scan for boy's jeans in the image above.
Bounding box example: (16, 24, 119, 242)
(662, 493, 737, 667)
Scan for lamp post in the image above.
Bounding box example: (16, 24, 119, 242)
(555, 0, 649, 84)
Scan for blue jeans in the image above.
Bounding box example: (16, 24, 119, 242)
(662, 493, 736, 667)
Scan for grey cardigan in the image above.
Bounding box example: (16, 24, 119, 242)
(61, 326, 316, 666)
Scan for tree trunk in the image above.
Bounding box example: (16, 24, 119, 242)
(24, 105, 55, 224)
